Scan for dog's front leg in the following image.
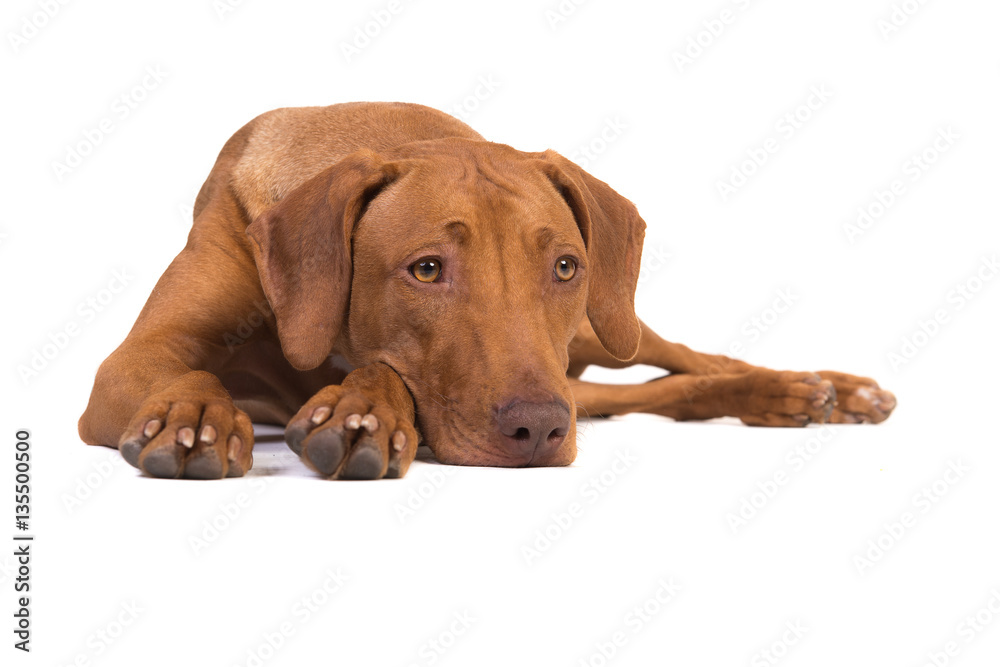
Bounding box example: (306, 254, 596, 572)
(284, 362, 419, 480)
(78, 201, 264, 479)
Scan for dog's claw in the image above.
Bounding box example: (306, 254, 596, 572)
(227, 434, 243, 462)
(177, 427, 196, 448)
(226, 435, 250, 478)
(311, 406, 331, 425)
(143, 419, 162, 439)
(392, 431, 406, 452)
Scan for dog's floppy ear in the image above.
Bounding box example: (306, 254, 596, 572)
(538, 150, 646, 361)
(246, 150, 396, 370)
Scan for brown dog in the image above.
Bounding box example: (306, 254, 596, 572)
(78, 102, 896, 480)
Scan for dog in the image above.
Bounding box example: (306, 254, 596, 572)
(78, 102, 896, 480)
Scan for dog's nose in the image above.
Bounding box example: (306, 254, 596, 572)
(497, 399, 570, 463)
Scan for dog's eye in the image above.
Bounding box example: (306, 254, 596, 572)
(411, 258, 442, 283)
(554, 257, 577, 282)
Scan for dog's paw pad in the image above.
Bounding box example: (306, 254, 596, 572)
(183, 447, 224, 480)
(141, 445, 184, 479)
(340, 441, 384, 480)
(305, 428, 348, 476)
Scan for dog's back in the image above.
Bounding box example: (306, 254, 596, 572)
(213, 103, 484, 223)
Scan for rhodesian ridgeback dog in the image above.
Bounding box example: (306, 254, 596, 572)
(78, 102, 896, 480)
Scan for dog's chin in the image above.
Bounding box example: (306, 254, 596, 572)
(425, 437, 577, 468)
(529, 441, 577, 467)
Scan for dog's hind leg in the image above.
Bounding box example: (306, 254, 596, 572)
(568, 318, 756, 378)
(570, 370, 836, 426)
(568, 318, 895, 424)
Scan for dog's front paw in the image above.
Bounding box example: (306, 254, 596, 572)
(739, 370, 837, 427)
(817, 371, 896, 424)
(285, 385, 419, 480)
(118, 386, 254, 479)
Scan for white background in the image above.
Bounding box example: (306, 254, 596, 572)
(3, 0, 999, 665)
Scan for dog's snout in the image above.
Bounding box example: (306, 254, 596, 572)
(497, 399, 570, 463)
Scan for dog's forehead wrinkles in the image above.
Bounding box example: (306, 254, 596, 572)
(466, 156, 525, 198)
(444, 219, 471, 244)
(400, 142, 544, 199)
(534, 226, 559, 250)
(367, 157, 564, 238)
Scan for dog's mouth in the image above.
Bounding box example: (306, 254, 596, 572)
(412, 398, 576, 468)
(390, 363, 577, 467)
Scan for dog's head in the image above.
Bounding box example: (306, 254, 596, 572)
(246, 138, 644, 466)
